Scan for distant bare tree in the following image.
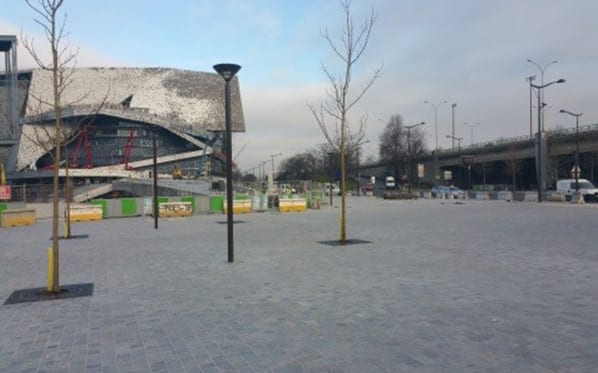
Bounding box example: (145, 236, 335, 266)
(308, 0, 382, 243)
(379, 115, 427, 180)
(504, 145, 524, 191)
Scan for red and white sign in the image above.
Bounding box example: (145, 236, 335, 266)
(0, 185, 11, 200)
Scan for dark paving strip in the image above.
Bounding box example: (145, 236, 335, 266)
(58, 234, 90, 240)
(3, 283, 94, 305)
(318, 239, 373, 246)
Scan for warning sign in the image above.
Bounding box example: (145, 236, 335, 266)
(0, 185, 11, 200)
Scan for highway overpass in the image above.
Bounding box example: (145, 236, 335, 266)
(362, 124, 598, 190)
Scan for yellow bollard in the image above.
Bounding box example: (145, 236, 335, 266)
(63, 221, 69, 238)
(47, 246, 54, 292)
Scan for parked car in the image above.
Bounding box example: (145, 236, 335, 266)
(556, 178, 598, 202)
(325, 183, 341, 196)
(385, 176, 396, 189)
(364, 183, 375, 192)
(431, 185, 466, 199)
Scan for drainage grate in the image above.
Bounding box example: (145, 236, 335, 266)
(3, 283, 94, 305)
(318, 239, 373, 246)
(57, 234, 90, 240)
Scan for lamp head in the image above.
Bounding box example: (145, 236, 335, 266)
(213, 63, 242, 81)
(556, 78, 565, 84)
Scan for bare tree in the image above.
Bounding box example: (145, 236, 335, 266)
(379, 115, 405, 179)
(308, 0, 382, 243)
(22, 0, 79, 293)
(504, 146, 524, 192)
(378, 115, 427, 181)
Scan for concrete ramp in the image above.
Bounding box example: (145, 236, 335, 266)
(73, 183, 114, 202)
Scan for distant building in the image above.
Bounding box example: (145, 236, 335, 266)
(0, 66, 245, 185)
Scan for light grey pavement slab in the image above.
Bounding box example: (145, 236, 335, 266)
(1, 198, 597, 372)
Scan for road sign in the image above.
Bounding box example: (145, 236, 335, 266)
(0, 185, 11, 200)
(417, 164, 424, 178)
(571, 165, 581, 178)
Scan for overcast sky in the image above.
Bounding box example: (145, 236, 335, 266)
(1, 0, 597, 171)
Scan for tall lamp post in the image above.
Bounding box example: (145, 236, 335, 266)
(531, 78, 565, 203)
(355, 140, 369, 196)
(559, 109, 583, 192)
(269, 152, 282, 182)
(405, 122, 425, 192)
(451, 103, 457, 149)
(424, 100, 448, 150)
(463, 122, 480, 146)
(446, 135, 463, 187)
(425, 99, 447, 183)
(213, 63, 241, 263)
(152, 125, 158, 229)
(527, 59, 557, 131)
(526, 75, 536, 138)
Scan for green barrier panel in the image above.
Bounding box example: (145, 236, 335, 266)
(210, 195, 224, 213)
(121, 198, 138, 216)
(157, 197, 169, 204)
(234, 195, 250, 200)
(90, 199, 107, 217)
(0, 203, 7, 224)
(181, 196, 195, 212)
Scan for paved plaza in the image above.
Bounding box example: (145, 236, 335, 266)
(1, 197, 597, 372)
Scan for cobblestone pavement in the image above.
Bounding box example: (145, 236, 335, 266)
(1, 198, 597, 372)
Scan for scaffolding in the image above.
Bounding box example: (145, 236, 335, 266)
(0, 35, 18, 143)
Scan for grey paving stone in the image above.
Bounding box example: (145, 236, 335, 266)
(1, 198, 597, 372)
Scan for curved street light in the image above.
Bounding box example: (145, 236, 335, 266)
(527, 59, 558, 131)
(463, 122, 480, 146)
(559, 109, 583, 193)
(404, 122, 425, 191)
(526, 75, 536, 138)
(447, 134, 464, 188)
(530, 78, 565, 203)
(424, 100, 447, 150)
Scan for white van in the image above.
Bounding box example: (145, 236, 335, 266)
(385, 176, 396, 189)
(556, 179, 598, 202)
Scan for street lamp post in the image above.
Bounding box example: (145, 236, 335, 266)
(451, 103, 457, 149)
(261, 160, 268, 184)
(269, 153, 282, 183)
(424, 100, 448, 150)
(213, 63, 241, 263)
(531, 78, 565, 203)
(152, 126, 158, 229)
(527, 59, 557, 131)
(526, 75, 536, 138)
(425, 100, 447, 183)
(446, 135, 463, 187)
(559, 109, 583, 192)
(355, 140, 369, 196)
(463, 122, 480, 146)
(327, 152, 334, 206)
(404, 122, 425, 192)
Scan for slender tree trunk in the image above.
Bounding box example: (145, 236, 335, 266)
(339, 108, 347, 243)
(50, 16, 61, 293)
